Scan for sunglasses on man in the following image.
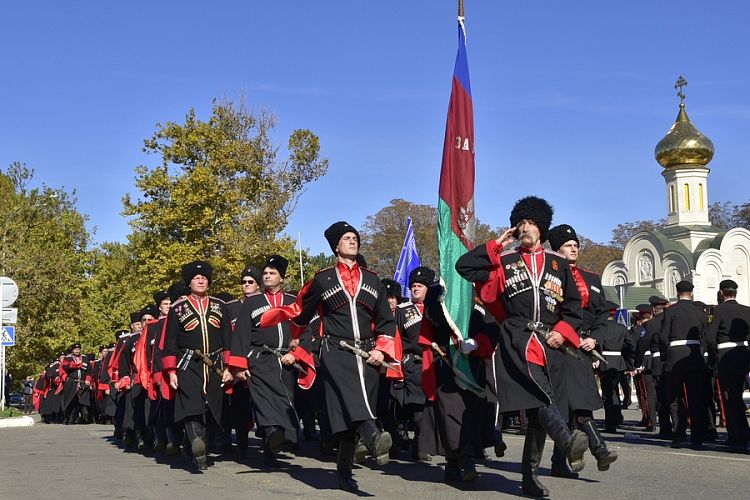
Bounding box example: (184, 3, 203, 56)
(242, 279, 256, 285)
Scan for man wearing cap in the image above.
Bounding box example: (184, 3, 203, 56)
(162, 261, 233, 470)
(546, 224, 617, 475)
(260, 221, 398, 492)
(61, 343, 92, 425)
(456, 196, 589, 497)
(597, 302, 634, 434)
(660, 280, 708, 448)
(707, 279, 749, 453)
(230, 255, 314, 466)
(633, 297, 669, 435)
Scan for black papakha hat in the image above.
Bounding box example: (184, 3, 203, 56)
(71, 342, 81, 350)
(509, 196, 554, 243)
(153, 290, 169, 306)
(675, 280, 694, 293)
(140, 305, 159, 320)
(381, 278, 402, 299)
(129, 311, 142, 324)
(240, 266, 262, 284)
(719, 279, 738, 291)
(324, 221, 360, 254)
(167, 281, 190, 302)
(548, 224, 579, 252)
(182, 260, 213, 286)
(409, 266, 436, 287)
(265, 255, 289, 279)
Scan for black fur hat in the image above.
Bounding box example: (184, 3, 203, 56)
(548, 224, 579, 252)
(240, 266, 262, 285)
(167, 281, 190, 302)
(381, 278, 402, 299)
(181, 260, 213, 286)
(409, 266, 436, 287)
(264, 255, 289, 279)
(509, 196, 554, 243)
(324, 221, 360, 255)
(140, 305, 159, 320)
(153, 290, 169, 306)
(129, 311, 142, 324)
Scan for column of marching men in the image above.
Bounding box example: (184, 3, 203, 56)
(30, 196, 750, 498)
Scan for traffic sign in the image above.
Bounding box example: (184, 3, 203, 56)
(2, 308, 17, 324)
(614, 309, 630, 328)
(0, 326, 14, 346)
(0, 277, 18, 308)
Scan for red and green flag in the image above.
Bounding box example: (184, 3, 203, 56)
(437, 15, 482, 395)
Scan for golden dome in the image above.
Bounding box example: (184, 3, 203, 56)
(655, 102, 714, 168)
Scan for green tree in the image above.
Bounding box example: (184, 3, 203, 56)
(577, 236, 621, 275)
(122, 99, 328, 294)
(609, 218, 667, 251)
(1, 163, 91, 377)
(360, 199, 499, 276)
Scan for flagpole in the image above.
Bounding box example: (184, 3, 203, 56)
(458, 0, 464, 18)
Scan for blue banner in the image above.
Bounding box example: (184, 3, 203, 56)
(393, 217, 421, 299)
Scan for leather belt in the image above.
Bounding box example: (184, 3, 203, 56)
(652, 352, 661, 358)
(669, 340, 700, 346)
(718, 341, 749, 349)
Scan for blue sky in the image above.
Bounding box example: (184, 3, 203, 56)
(1, 1, 748, 256)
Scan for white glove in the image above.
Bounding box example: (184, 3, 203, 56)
(461, 338, 478, 354)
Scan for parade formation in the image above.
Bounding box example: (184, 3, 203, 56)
(29, 206, 750, 497)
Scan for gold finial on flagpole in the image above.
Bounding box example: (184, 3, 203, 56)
(458, 0, 465, 18)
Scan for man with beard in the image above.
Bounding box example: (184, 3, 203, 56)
(230, 255, 315, 466)
(162, 261, 233, 470)
(259, 221, 397, 492)
(456, 196, 588, 498)
(546, 224, 617, 474)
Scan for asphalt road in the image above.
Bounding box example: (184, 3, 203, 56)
(1, 409, 748, 500)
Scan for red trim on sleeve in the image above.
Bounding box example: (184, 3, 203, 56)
(260, 279, 313, 329)
(162, 355, 177, 372)
(553, 320, 581, 348)
(486, 239, 505, 266)
(228, 355, 248, 370)
(473, 333, 495, 359)
(374, 335, 397, 362)
(527, 336, 546, 366)
(223, 350, 232, 366)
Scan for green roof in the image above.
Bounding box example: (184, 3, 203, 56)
(603, 285, 666, 310)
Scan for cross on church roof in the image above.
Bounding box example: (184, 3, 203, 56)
(675, 75, 687, 105)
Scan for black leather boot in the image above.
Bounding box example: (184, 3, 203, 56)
(494, 428, 508, 458)
(539, 405, 587, 472)
(265, 426, 285, 454)
(459, 448, 478, 483)
(521, 425, 549, 497)
(550, 444, 579, 479)
(580, 419, 618, 471)
(444, 454, 463, 483)
(185, 420, 207, 470)
(358, 420, 392, 466)
(336, 439, 358, 493)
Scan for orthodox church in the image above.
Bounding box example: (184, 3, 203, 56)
(602, 78, 750, 306)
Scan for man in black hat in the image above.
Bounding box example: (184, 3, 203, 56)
(634, 296, 671, 435)
(381, 278, 404, 315)
(259, 221, 398, 492)
(456, 196, 589, 497)
(596, 301, 634, 435)
(707, 279, 749, 453)
(660, 281, 708, 448)
(162, 261, 233, 470)
(390, 267, 434, 462)
(60, 342, 92, 425)
(546, 224, 617, 474)
(119, 305, 159, 450)
(229, 254, 315, 466)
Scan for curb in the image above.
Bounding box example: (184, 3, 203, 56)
(0, 416, 36, 428)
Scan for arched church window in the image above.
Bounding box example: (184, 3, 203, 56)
(669, 185, 676, 213)
(684, 183, 691, 210)
(698, 183, 704, 210)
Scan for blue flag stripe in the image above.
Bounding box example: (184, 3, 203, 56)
(394, 217, 421, 299)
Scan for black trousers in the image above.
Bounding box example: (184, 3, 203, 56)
(717, 370, 749, 446)
(601, 370, 623, 429)
(635, 373, 657, 427)
(666, 368, 707, 443)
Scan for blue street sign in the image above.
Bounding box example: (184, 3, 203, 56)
(1, 326, 15, 346)
(614, 309, 630, 328)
